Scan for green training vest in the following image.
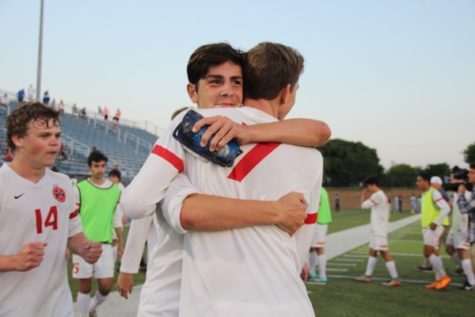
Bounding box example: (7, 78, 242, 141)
(421, 187, 448, 228)
(318, 187, 332, 224)
(77, 180, 121, 243)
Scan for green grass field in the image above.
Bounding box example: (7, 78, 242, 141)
(329, 209, 411, 234)
(307, 221, 474, 317)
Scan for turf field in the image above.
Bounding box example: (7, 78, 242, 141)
(307, 221, 474, 317)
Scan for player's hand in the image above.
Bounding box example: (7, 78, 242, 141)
(275, 192, 307, 236)
(117, 243, 124, 261)
(82, 241, 102, 264)
(15, 242, 46, 271)
(429, 222, 437, 230)
(300, 262, 309, 282)
(193, 116, 248, 152)
(117, 272, 134, 299)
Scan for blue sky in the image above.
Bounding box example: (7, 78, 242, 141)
(1, 0, 474, 169)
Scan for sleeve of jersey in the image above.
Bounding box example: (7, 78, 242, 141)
(361, 198, 374, 210)
(121, 111, 188, 220)
(119, 215, 154, 274)
(68, 185, 82, 238)
(294, 153, 323, 269)
(113, 204, 124, 228)
(161, 174, 199, 234)
(432, 190, 451, 225)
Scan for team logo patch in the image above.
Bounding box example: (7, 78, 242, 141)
(52, 185, 66, 202)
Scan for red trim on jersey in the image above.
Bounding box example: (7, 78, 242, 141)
(69, 209, 79, 219)
(434, 197, 444, 203)
(369, 198, 377, 205)
(228, 142, 281, 182)
(305, 212, 318, 224)
(151, 145, 184, 172)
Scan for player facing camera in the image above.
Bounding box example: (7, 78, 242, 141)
(443, 167, 473, 192)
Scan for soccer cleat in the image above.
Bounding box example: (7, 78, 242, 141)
(435, 276, 452, 290)
(425, 280, 439, 289)
(354, 275, 372, 283)
(453, 267, 464, 275)
(382, 279, 401, 287)
(89, 310, 97, 317)
(308, 272, 318, 282)
(313, 276, 328, 285)
(461, 280, 474, 291)
(417, 265, 433, 272)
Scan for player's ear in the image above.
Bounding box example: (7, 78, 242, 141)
(187, 83, 199, 104)
(11, 135, 23, 149)
(279, 84, 292, 106)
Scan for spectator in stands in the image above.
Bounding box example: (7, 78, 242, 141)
(98, 106, 102, 116)
(17, 88, 25, 103)
(27, 84, 35, 101)
(113, 108, 121, 123)
(58, 144, 68, 161)
(0, 94, 8, 113)
(334, 194, 341, 212)
(50, 98, 56, 110)
(58, 99, 65, 115)
(103, 106, 110, 120)
(42, 90, 50, 105)
(79, 107, 87, 118)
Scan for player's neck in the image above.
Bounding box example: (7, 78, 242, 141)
(8, 157, 46, 183)
(243, 98, 279, 119)
(89, 176, 106, 186)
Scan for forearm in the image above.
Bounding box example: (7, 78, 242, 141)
(0, 255, 17, 271)
(180, 194, 280, 231)
(434, 204, 451, 226)
(115, 227, 124, 246)
(246, 119, 331, 147)
(120, 216, 152, 273)
(67, 232, 87, 257)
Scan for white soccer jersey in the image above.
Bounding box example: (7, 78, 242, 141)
(122, 107, 322, 317)
(0, 164, 82, 317)
(361, 190, 390, 237)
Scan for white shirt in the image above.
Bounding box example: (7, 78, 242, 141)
(451, 192, 471, 233)
(0, 164, 82, 317)
(123, 107, 322, 317)
(361, 190, 390, 237)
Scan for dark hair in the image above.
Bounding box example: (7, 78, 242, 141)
(244, 42, 304, 100)
(7, 102, 60, 150)
(87, 149, 108, 166)
(418, 172, 430, 183)
(171, 107, 189, 120)
(108, 168, 121, 180)
(363, 176, 379, 187)
(187, 43, 246, 87)
(470, 163, 475, 170)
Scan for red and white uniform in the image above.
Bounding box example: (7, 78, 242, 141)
(123, 107, 322, 317)
(0, 164, 82, 317)
(361, 190, 390, 251)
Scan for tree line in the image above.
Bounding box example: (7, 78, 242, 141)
(318, 139, 475, 188)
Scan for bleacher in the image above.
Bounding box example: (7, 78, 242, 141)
(0, 96, 159, 183)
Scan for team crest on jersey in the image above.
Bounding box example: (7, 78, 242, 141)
(52, 185, 66, 202)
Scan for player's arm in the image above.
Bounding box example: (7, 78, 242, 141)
(457, 188, 475, 214)
(117, 214, 154, 299)
(361, 193, 376, 210)
(113, 205, 125, 259)
(162, 174, 307, 235)
(67, 232, 102, 264)
(193, 116, 331, 151)
(121, 111, 188, 219)
(430, 190, 451, 229)
(0, 242, 46, 272)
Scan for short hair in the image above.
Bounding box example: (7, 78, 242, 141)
(171, 107, 189, 120)
(187, 43, 246, 86)
(87, 149, 108, 166)
(108, 168, 121, 180)
(363, 176, 379, 187)
(7, 102, 60, 150)
(244, 42, 304, 100)
(470, 163, 475, 170)
(418, 172, 430, 183)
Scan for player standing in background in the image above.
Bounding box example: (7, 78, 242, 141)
(308, 186, 332, 284)
(73, 150, 123, 317)
(355, 177, 400, 287)
(0, 102, 102, 317)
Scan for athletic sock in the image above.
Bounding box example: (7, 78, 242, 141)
(385, 260, 398, 280)
(461, 258, 475, 286)
(89, 291, 108, 312)
(428, 254, 446, 280)
(308, 252, 318, 275)
(318, 254, 327, 277)
(76, 292, 91, 316)
(451, 253, 461, 265)
(364, 256, 378, 277)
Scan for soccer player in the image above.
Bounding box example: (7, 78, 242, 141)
(122, 42, 323, 316)
(72, 150, 124, 317)
(309, 186, 332, 284)
(416, 173, 452, 290)
(0, 102, 102, 317)
(118, 43, 330, 315)
(355, 177, 400, 287)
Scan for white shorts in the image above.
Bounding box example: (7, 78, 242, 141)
(369, 235, 389, 251)
(422, 226, 444, 248)
(311, 224, 328, 248)
(72, 244, 114, 279)
(446, 230, 470, 250)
